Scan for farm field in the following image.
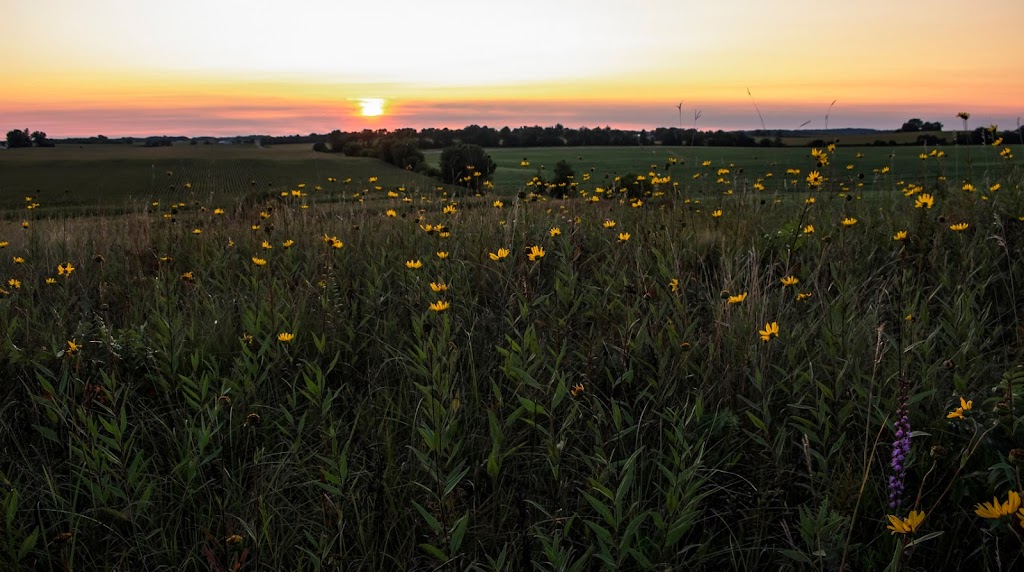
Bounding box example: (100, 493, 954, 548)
(0, 144, 442, 214)
(1, 141, 1024, 570)
(3, 142, 1021, 215)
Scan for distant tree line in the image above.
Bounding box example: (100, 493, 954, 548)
(313, 124, 764, 153)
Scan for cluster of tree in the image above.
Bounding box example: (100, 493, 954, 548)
(953, 127, 1023, 145)
(317, 130, 431, 175)
(897, 118, 944, 132)
(437, 144, 497, 192)
(5, 129, 53, 148)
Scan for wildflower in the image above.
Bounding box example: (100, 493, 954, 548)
(914, 194, 934, 209)
(282, 239, 294, 249)
(492, 200, 504, 208)
(277, 332, 295, 343)
(436, 251, 449, 260)
(990, 183, 1001, 192)
(226, 534, 243, 545)
(251, 224, 261, 231)
(430, 282, 448, 292)
(526, 245, 545, 261)
(214, 208, 225, 215)
(21, 221, 29, 229)
(806, 171, 823, 187)
(192, 228, 202, 235)
(571, 383, 585, 398)
(1000, 147, 1014, 159)
(443, 204, 457, 214)
(975, 491, 1021, 519)
(617, 232, 630, 243)
(405, 260, 423, 269)
(13, 256, 24, 264)
(780, 276, 799, 286)
(796, 291, 813, 302)
(805, 197, 815, 205)
(949, 223, 969, 232)
(241, 333, 254, 346)
(602, 219, 616, 229)
(962, 183, 976, 193)
(669, 278, 680, 293)
(711, 209, 723, 218)
(727, 292, 747, 304)
(841, 217, 857, 227)
(758, 321, 779, 342)
(66, 340, 80, 355)
(489, 248, 510, 261)
(251, 257, 267, 266)
(0, 242, 7, 248)
(886, 511, 925, 535)
(386, 209, 397, 218)
(802, 225, 815, 234)
(180, 271, 194, 283)
(45, 277, 56, 285)
(429, 300, 450, 313)
(261, 240, 273, 250)
(947, 396, 973, 419)
(889, 379, 911, 508)
(549, 227, 561, 237)
(893, 230, 908, 241)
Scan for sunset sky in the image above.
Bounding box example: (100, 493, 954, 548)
(4, 0, 1023, 137)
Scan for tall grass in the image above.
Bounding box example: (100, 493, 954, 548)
(1, 146, 1022, 570)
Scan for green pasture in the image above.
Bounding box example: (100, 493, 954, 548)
(0, 144, 439, 214)
(2, 143, 1020, 217)
(463, 145, 1020, 192)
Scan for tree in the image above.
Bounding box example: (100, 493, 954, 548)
(6, 129, 31, 148)
(30, 131, 53, 147)
(326, 129, 346, 152)
(898, 118, 924, 132)
(438, 144, 496, 192)
(548, 160, 575, 198)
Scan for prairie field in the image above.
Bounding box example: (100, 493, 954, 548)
(2, 141, 1024, 570)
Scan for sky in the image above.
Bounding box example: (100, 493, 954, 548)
(3, 0, 1023, 137)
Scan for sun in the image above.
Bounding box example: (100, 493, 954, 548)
(357, 98, 386, 117)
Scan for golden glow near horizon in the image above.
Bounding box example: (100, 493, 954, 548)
(3, 0, 1023, 136)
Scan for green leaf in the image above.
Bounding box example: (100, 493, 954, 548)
(412, 501, 442, 533)
(419, 542, 448, 562)
(905, 530, 944, 547)
(449, 513, 469, 554)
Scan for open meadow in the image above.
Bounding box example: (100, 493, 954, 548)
(1, 141, 1024, 569)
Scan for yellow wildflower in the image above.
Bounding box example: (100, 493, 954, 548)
(727, 292, 747, 304)
(975, 491, 1021, 519)
(947, 396, 973, 419)
(886, 511, 925, 535)
(758, 322, 779, 342)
